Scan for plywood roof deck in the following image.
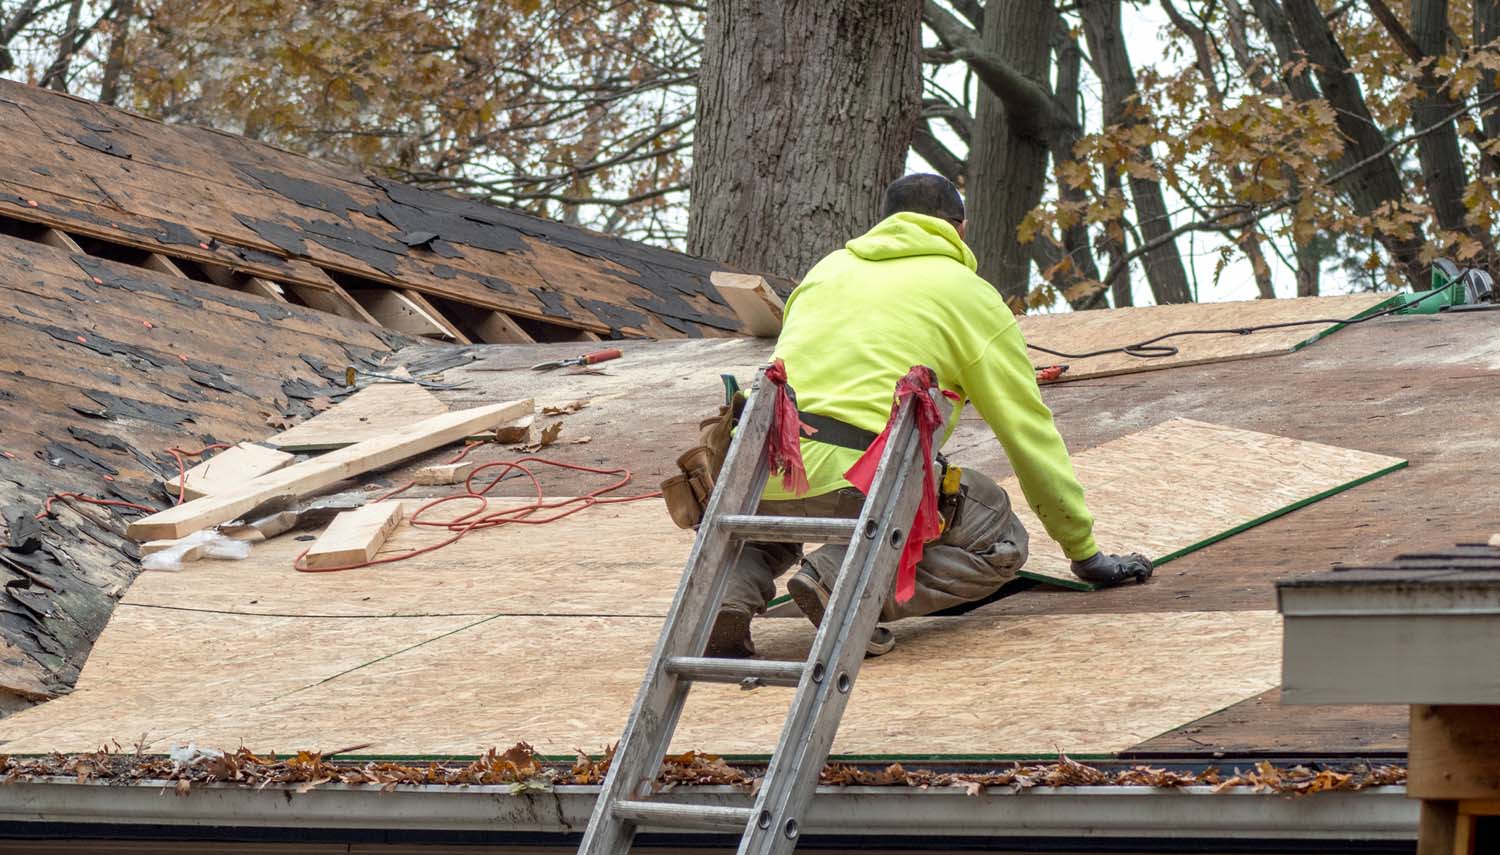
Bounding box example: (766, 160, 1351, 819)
(0, 291, 1493, 763)
(375, 306, 1497, 760)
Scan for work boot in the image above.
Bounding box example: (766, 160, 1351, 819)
(706, 607, 756, 659)
(786, 567, 896, 657)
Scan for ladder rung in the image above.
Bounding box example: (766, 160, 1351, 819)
(612, 800, 754, 831)
(718, 514, 857, 543)
(665, 656, 804, 687)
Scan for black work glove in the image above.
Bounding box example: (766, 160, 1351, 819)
(1070, 551, 1154, 586)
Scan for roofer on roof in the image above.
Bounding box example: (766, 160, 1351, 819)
(708, 173, 1153, 659)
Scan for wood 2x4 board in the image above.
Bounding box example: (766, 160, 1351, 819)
(0, 417, 1402, 758)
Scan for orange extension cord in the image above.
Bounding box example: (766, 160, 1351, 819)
(33, 441, 659, 574)
(36, 443, 232, 521)
(291, 441, 662, 573)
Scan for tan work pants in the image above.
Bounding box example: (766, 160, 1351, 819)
(723, 469, 1030, 621)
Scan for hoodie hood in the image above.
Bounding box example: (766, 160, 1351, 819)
(845, 212, 978, 272)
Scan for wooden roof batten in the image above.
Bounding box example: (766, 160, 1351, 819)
(0, 79, 789, 345)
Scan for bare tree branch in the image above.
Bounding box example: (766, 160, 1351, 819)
(922, 0, 1078, 143)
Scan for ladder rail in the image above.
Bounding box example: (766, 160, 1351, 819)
(577, 369, 780, 853)
(738, 393, 937, 854)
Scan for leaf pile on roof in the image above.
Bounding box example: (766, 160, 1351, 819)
(0, 745, 1404, 797)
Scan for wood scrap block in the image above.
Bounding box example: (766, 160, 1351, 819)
(267, 382, 450, 452)
(1489, 533, 1500, 548)
(126, 398, 532, 542)
(710, 271, 785, 337)
(494, 414, 535, 444)
(168, 442, 295, 501)
(304, 502, 406, 570)
(412, 461, 477, 486)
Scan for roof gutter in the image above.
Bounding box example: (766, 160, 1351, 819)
(0, 778, 1417, 846)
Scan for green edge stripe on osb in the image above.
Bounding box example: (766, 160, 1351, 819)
(1019, 457, 1409, 591)
(1288, 293, 1404, 352)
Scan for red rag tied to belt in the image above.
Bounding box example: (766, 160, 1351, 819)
(842, 366, 957, 604)
(764, 359, 814, 495)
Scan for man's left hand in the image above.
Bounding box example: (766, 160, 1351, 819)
(1070, 551, 1153, 586)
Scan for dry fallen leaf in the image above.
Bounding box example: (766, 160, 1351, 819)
(541, 400, 588, 416)
(517, 420, 564, 453)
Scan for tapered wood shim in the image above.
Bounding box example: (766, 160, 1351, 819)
(303, 502, 406, 570)
(267, 382, 450, 452)
(494, 414, 535, 445)
(412, 461, 477, 485)
(710, 271, 785, 337)
(126, 399, 533, 542)
(168, 442, 295, 501)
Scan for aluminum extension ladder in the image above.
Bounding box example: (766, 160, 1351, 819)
(578, 367, 943, 854)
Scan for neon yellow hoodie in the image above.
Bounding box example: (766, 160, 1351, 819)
(764, 212, 1098, 560)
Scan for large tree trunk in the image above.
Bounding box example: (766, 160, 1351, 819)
(1080, 0, 1194, 304)
(1477, 0, 1500, 160)
(98, 0, 134, 106)
(1048, 22, 1106, 309)
(1274, 0, 1427, 287)
(688, 0, 922, 280)
(1411, 0, 1471, 231)
(1296, 238, 1323, 296)
(40, 0, 84, 91)
(1102, 169, 1133, 306)
(966, 0, 1055, 301)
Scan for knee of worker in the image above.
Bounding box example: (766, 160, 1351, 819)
(944, 470, 1029, 566)
(800, 543, 848, 585)
(725, 541, 801, 613)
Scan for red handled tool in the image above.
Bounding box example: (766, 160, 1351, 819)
(530, 348, 622, 371)
(1035, 364, 1069, 383)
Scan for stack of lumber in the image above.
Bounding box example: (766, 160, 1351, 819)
(128, 394, 534, 567)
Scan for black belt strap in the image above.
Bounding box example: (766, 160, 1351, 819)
(798, 410, 878, 452)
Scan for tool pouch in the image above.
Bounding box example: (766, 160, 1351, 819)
(661, 393, 744, 529)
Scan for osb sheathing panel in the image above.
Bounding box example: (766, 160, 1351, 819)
(1008, 417, 1404, 585)
(1009, 419, 1406, 586)
(0, 608, 1281, 757)
(120, 500, 692, 617)
(1016, 293, 1396, 381)
(0, 607, 475, 753)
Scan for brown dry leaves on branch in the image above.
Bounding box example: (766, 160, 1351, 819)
(122, 0, 699, 241)
(0, 744, 1404, 799)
